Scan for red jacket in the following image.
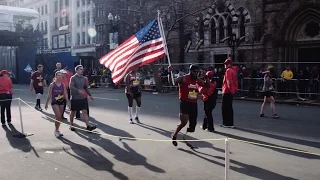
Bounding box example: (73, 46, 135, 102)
(198, 81, 217, 101)
(0, 76, 13, 94)
(222, 66, 238, 94)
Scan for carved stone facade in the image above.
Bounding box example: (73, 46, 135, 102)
(181, 0, 320, 67)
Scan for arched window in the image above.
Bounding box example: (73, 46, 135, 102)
(239, 14, 245, 37)
(211, 19, 216, 44)
(219, 18, 225, 41)
(227, 16, 232, 36)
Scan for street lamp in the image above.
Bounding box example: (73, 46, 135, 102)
(221, 33, 246, 61)
(107, 13, 120, 50)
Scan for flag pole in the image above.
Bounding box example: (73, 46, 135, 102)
(157, 10, 175, 86)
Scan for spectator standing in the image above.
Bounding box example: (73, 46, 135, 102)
(281, 67, 293, 95)
(221, 59, 238, 128)
(0, 70, 13, 126)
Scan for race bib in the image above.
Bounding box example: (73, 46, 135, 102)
(188, 90, 198, 99)
(38, 82, 43, 86)
(133, 80, 140, 86)
(269, 85, 274, 90)
(55, 95, 64, 101)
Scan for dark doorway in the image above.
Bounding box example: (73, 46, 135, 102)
(298, 48, 320, 69)
(214, 54, 228, 67)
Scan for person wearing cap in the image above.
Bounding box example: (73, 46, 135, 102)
(30, 64, 47, 111)
(260, 70, 279, 118)
(221, 59, 238, 128)
(198, 71, 218, 132)
(54, 63, 62, 75)
(0, 70, 13, 126)
(168, 64, 209, 147)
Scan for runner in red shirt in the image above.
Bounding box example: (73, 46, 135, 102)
(30, 64, 47, 111)
(198, 71, 218, 132)
(0, 70, 13, 126)
(221, 59, 238, 128)
(168, 64, 209, 147)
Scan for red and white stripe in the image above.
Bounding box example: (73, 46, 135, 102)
(99, 36, 166, 85)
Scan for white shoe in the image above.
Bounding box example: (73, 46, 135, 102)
(129, 119, 134, 124)
(54, 131, 63, 137)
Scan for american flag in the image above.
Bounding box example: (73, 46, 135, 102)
(99, 19, 166, 85)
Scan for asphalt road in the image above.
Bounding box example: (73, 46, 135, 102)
(0, 85, 319, 180)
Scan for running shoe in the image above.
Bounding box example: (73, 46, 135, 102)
(70, 126, 76, 131)
(272, 114, 279, 119)
(134, 117, 140, 124)
(129, 119, 134, 124)
(171, 134, 178, 146)
(86, 125, 96, 131)
(260, 113, 265, 117)
(54, 131, 63, 137)
(220, 124, 234, 128)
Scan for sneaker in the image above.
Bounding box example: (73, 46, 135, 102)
(86, 125, 96, 131)
(272, 114, 279, 119)
(171, 134, 178, 146)
(207, 128, 215, 132)
(54, 131, 63, 137)
(35, 106, 40, 111)
(260, 113, 265, 117)
(220, 124, 234, 128)
(129, 119, 134, 124)
(70, 126, 76, 131)
(134, 117, 140, 124)
(39, 107, 43, 111)
(200, 125, 207, 130)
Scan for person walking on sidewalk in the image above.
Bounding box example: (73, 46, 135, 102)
(260, 70, 279, 118)
(0, 70, 13, 126)
(198, 71, 218, 132)
(221, 59, 238, 128)
(69, 65, 96, 131)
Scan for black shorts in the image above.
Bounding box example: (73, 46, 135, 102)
(180, 100, 198, 132)
(263, 91, 273, 98)
(71, 99, 88, 111)
(51, 100, 66, 106)
(34, 87, 44, 94)
(126, 92, 142, 99)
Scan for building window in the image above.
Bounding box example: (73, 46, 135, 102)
(219, 18, 225, 41)
(43, 38, 48, 48)
(60, 17, 64, 26)
(77, 14, 80, 26)
(82, 32, 85, 44)
(239, 14, 246, 37)
(54, 1, 58, 13)
(65, 0, 69, 6)
(54, 17, 58, 29)
(38, 8, 40, 13)
(65, 16, 69, 25)
(87, 11, 90, 24)
(82, 12, 85, 25)
(77, 33, 80, 45)
(45, 5, 48, 14)
(60, 0, 63, 10)
(41, 22, 43, 31)
(211, 19, 216, 44)
(45, 21, 48, 33)
(82, 0, 85, 6)
(41, 6, 44, 15)
(77, 0, 80, 7)
(87, 36, 91, 44)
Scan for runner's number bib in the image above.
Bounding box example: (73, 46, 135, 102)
(188, 90, 198, 99)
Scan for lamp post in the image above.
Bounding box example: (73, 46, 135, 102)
(221, 33, 246, 61)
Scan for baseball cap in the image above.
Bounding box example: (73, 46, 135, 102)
(224, 59, 233, 65)
(205, 71, 214, 78)
(59, 69, 67, 74)
(0, 70, 9, 75)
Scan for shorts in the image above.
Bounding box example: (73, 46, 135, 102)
(263, 91, 273, 98)
(180, 100, 198, 132)
(71, 99, 88, 111)
(34, 87, 44, 94)
(51, 100, 66, 106)
(126, 92, 142, 99)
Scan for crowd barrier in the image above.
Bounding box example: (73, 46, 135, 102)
(5, 97, 320, 180)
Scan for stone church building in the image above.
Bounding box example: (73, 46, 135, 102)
(178, 0, 320, 69)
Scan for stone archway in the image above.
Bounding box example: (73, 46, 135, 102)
(280, 3, 320, 68)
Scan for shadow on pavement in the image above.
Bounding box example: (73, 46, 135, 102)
(214, 131, 320, 160)
(2, 124, 32, 153)
(74, 130, 165, 174)
(236, 127, 320, 149)
(59, 137, 128, 180)
(178, 148, 298, 180)
(136, 123, 225, 153)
